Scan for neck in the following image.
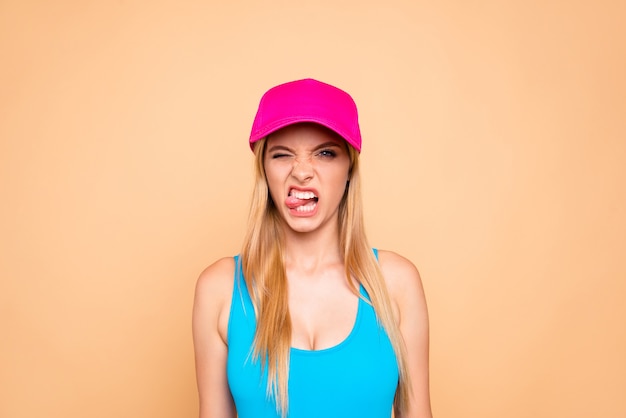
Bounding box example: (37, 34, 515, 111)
(281, 222, 343, 274)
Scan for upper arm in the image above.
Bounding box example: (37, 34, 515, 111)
(378, 250, 433, 418)
(192, 257, 237, 418)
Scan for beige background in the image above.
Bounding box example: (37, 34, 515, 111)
(1, 1, 625, 417)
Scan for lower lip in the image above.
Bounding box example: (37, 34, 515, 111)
(288, 202, 318, 217)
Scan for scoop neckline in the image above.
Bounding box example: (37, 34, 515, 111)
(290, 291, 363, 355)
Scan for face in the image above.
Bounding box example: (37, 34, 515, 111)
(263, 123, 351, 235)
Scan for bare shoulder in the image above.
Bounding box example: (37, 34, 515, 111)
(377, 250, 423, 292)
(376, 250, 428, 324)
(377, 250, 432, 416)
(193, 257, 238, 416)
(195, 256, 236, 298)
(193, 257, 237, 343)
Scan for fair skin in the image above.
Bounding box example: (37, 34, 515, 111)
(192, 124, 432, 417)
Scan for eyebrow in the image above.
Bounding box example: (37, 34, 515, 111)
(267, 141, 343, 153)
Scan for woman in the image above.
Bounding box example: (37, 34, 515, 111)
(192, 78, 432, 418)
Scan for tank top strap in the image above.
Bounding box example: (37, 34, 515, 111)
(227, 255, 256, 345)
(358, 248, 379, 301)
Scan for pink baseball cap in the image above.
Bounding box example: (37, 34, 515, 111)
(249, 78, 362, 152)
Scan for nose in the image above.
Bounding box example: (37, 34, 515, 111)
(291, 157, 314, 182)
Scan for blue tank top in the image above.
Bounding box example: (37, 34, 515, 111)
(226, 251, 399, 418)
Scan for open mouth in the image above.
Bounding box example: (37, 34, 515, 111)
(286, 189, 319, 213)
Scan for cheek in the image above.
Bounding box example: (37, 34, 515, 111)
(264, 166, 286, 198)
(265, 174, 279, 195)
(330, 167, 351, 194)
(338, 161, 351, 183)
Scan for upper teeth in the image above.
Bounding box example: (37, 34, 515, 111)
(291, 190, 317, 199)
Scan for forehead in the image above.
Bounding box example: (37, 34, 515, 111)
(266, 123, 346, 148)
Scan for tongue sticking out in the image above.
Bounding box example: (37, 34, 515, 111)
(285, 195, 316, 209)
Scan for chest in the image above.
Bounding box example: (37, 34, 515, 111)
(226, 284, 399, 418)
(288, 277, 359, 351)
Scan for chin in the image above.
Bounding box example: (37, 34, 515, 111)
(282, 217, 322, 234)
(287, 223, 319, 234)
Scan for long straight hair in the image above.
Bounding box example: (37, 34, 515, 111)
(240, 136, 410, 416)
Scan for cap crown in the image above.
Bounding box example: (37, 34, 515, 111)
(249, 78, 362, 152)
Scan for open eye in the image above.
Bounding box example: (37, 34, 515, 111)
(317, 149, 337, 158)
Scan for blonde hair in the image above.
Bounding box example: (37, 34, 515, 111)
(240, 136, 410, 416)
